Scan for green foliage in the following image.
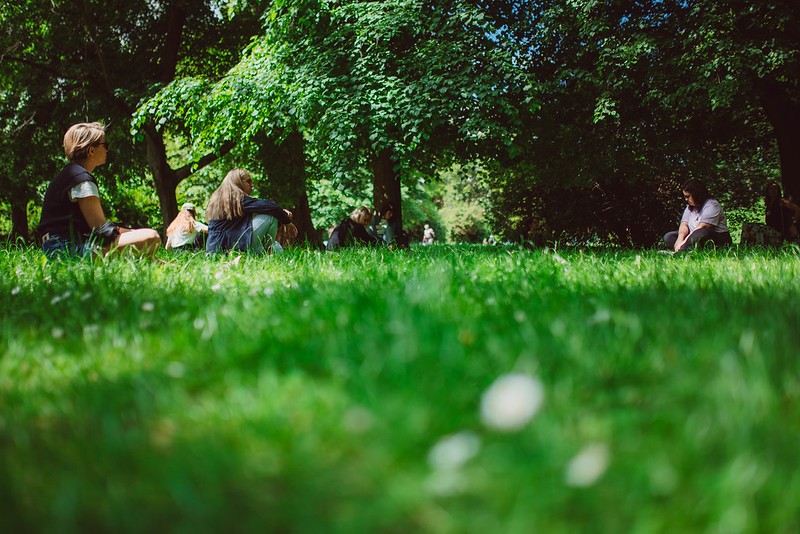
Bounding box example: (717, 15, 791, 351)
(132, 0, 528, 227)
(307, 176, 373, 231)
(401, 177, 445, 242)
(725, 199, 767, 245)
(1, 0, 263, 231)
(0, 202, 11, 237)
(1, 246, 799, 531)
(435, 163, 491, 243)
(5, 0, 799, 245)
(481, 0, 790, 245)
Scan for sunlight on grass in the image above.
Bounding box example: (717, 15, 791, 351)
(1, 244, 799, 531)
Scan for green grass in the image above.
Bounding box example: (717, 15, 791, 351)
(1, 244, 799, 532)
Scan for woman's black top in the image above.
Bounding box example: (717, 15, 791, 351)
(37, 163, 96, 242)
(326, 218, 381, 251)
(206, 196, 290, 253)
(766, 198, 795, 238)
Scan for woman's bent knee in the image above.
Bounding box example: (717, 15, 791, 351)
(117, 228, 162, 253)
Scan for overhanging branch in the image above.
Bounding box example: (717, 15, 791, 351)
(175, 141, 236, 181)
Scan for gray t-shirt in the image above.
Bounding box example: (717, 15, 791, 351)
(681, 199, 728, 233)
(69, 181, 99, 201)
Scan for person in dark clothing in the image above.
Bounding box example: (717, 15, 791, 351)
(741, 181, 800, 246)
(205, 169, 296, 254)
(38, 122, 161, 259)
(327, 206, 381, 251)
(765, 181, 799, 241)
(369, 202, 409, 249)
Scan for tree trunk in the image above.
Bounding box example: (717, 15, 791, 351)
(291, 186, 318, 247)
(160, 4, 186, 83)
(143, 123, 235, 232)
(259, 131, 320, 247)
(140, 2, 184, 232)
(10, 197, 29, 242)
(758, 79, 800, 201)
(144, 126, 179, 231)
(372, 148, 403, 228)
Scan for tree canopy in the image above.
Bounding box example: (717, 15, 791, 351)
(2, 0, 798, 244)
(135, 0, 528, 236)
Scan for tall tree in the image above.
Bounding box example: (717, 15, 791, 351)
(241, 0, 526, 229)
(136, 0, 528, 240)
(675, 0, 800, 200)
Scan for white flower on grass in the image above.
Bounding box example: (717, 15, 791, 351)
(480, 373, 545, 431)
(11, 286, 20, 295)
(550, 319, 567, 337)
(211, 283, 221, 292)
(428, 431, 481, 471)
(141, 302, 155, 312)
(166, 361, 185, 378)
(589, 308, 612, 324)
(342, 407, 374, 434)
(51, 327, 65, 339)
(565, 443, 610, 487)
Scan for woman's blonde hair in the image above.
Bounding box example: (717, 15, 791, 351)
(350, 206, 372, 225)
(63, 122, 106, 161)
(206, 169, 250, 220)
(166, 207, 197, 236)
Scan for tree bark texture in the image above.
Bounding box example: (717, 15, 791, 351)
(758, 80, 800, 202)
(10, 198, 29, 241)
(258, 131, 320, 247)
(372, 148, 403, 229)
(144, 126, 180, 231)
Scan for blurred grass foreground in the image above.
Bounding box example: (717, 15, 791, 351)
(1, 245, 799, 532)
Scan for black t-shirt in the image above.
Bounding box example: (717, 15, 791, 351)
(37, 163, 97, 241)
(326, 218, 381, 250)
(206, 195, 290, 253)
(766, 199, 795, 238)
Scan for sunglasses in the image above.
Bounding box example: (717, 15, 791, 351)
(96, 141, 109, 150)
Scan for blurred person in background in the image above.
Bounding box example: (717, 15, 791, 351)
(664, 179, 732, 252)
(165, 202, 208, 251)
(327, 206, 381, 251)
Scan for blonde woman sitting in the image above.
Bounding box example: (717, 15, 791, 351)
(205, 169, 296, 254)
(326, 206, 382, 251)
(166, 203, 208, 251)
(38, 122, 161, 259)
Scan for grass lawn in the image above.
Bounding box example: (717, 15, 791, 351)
(1, 244, 799, 532)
